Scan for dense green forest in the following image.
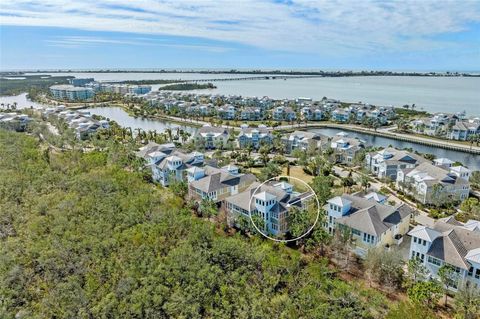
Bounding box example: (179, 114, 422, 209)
(0, 129, 400, 318)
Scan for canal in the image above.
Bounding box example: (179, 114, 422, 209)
(87, 106, 197, 135)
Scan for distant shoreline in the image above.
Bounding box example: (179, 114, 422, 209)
(2, 70, 479, 77)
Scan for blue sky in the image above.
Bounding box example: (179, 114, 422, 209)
(1, 1, 479, 71)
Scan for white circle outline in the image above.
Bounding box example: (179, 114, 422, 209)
(248, 175, 321, 243)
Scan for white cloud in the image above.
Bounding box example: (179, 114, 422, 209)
(1, 0, 479, 55)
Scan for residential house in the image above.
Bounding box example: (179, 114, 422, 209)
(225, 180, 314, 236)
(408, 217, 480, 290)
(301, 106, 323, 121)
(326, 134, 365, 165)
(396, 162, 470, 205)
(281, 130, 326, 154)
(450, 120, 480, 141)
(365, 147, 427, 181)
(331, 108, 350, 122)
(217, 104, 236, 120)
(272, 106, 296, 121)
(137, 142, 204, 186)
(325, 194, 413, 256)
(237, 125, 272, 149)
(194, 125, 230, 149)
(188, 165, 256, 203)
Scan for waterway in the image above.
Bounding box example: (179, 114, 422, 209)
(309, 127, 480, 170)
(87, 106, 197, 135)
(25, 72, 480, 116)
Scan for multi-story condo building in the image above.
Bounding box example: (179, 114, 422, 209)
(188, 165, 256, 203)
(136, 142, 204, 186)
(325, 193, 413, 256)
(365, 147, 427, 181)
(396, 162, 470, 205)
(68, 78, 94, 86)
(225, 180, 314, 236)
(281, 130, 326, 154)
(50, 85, 95, 101)
(194, 125, 230, 149)
(408, 216, 480, 290)
(237, 125, 272, 149)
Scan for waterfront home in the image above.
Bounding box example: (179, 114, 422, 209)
(188, 165, 256, 203)
(281, 130, 326, 154)
(450, 165, 472, 181)
(408, 216, 480, 290)
(396, 162, 470, 205)
(325, 193, 413, 256)
(301, 106, 323, 121)
(240, 107, 263, 121)
(365, 147, 427, 181)
(326, 134, 365, 165)
(433, 157, 455, 169)
(272, 106, 296, 121)
(225, 180, 314, 236)
(450, 120, 480, 141)
(0, 112, 31, 131)
(137, 142, 205, 186)
(237, 125, 272, 149)
(217, 104, 236, 120)
(43, 108, 109, 140)
(50, 84, 95, 101)
(331, 108, 350, 122)
(194, 124, 230, 149)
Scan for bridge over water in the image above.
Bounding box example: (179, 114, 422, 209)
(180, 75, 324, 83)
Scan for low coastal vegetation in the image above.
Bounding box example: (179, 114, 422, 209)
(0, 75, 73, 97)
(158, 82, 216, 90)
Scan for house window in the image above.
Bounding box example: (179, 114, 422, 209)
(352, 229, 361, 236)
(427, 256, 442, 266)
(363, 233, 375, 244)
(476, 269, 480, 279)
(413, 237, 417, 243)
(423, 240, 426, 246)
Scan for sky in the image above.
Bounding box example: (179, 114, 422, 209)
(1, 0, 480, 71)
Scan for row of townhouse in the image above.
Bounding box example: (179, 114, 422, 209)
(365, 147, 471, 205)
(142, 91, 395, 124)
(42, 106, 109, 139)
(410, 113, 480, 141)
(0, 112, 31, 131)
